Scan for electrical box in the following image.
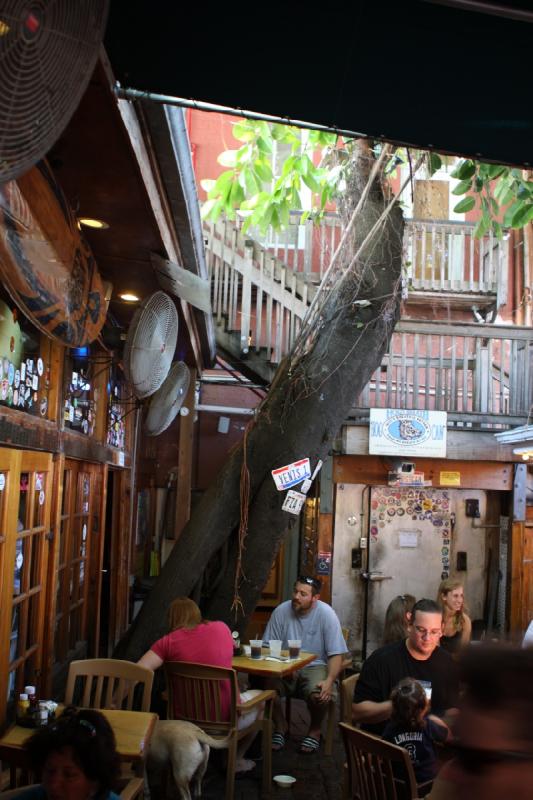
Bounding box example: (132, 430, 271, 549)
(360, 537, 368, 549)
(351, 548, 362, 569)
(465, 499, 480, 518)
(456, 551, 467, 571)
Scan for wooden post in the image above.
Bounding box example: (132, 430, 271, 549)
(173, 369, 197, 541)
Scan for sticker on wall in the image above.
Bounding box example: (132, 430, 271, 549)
(14, 369, 20, 388)
(82, 523, 87, 541)
(37, 358, 44, 377)
(32, 375, 38, 391)
(16, 551, 23, 570)
(38, 490, 45, 506)
(0, 474, 5, 491)
(20, 362, 25, 382)
(7, 362, 14, 386)
(316, 551, 332, 576)
(13, 389, 18, 406)
(35, 473, 44, 491)
(272, 458, 311, 491)
(282, 489, 306, 515)
(40, 398, 47, 417)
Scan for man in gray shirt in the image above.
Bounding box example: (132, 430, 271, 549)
(263, 575, 346, 753)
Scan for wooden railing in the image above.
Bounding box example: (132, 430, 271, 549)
(204, 218, 314, 364)
(404, 219, 507, 303)
(355, 320, 533, 427)
(244, 214, 506, 303)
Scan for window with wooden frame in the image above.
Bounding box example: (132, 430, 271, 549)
(0, 450, 53, 724)
(53, 463, 94, 664)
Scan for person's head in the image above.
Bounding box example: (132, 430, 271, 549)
(25, 707, 120, 800)
(291, 575, 321, 616)
(456, 644, 533, 753)
(383, 594, 416, 645)
(168, 596, 202, 631)
(438, 577, 467, 627)
(390, 678, 428, 731)
(407, 598, 443, 659)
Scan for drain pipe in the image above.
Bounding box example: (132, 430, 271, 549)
(361, 486, 371, 661)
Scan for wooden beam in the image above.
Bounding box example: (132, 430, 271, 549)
(509, 521, 524, 635)
(173, 368, 197, 541)
(333, 455, 512, 491)
(343, 425, 519, 463)
(151, 253, 212, 314)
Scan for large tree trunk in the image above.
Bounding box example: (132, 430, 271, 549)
(116, 142, 404, 662)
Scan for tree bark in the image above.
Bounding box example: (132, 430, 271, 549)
(116, 141, 404, 662)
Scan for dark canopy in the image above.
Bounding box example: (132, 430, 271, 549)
(105, 0, 533, 167)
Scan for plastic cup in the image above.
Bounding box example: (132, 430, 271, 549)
(242, 644, 251, 657)
(288, 639, 301, 659)
(250, 639, 263, 659)
(269, 640, 282, 657)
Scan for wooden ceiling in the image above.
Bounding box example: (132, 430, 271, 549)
(47, 61, 195, 364)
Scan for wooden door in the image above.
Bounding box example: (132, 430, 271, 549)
(52, 460, 105, 668)
(0, 449, 53, 725)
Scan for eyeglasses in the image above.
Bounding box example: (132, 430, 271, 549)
(414, 626, 442, 639)
(297, 575, 321, 591)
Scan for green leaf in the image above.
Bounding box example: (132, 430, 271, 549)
(487, 165, 507, 180)
(451, 160, 476, 180)
(473, 214, 491, 238)
(200, 198, 217, 219)
(511, 204, 533, 228)
(214, 170, 234, 193)
(253, 159, 273, 182)
(232, 122, 256, 142)
(428, 153, 442, 175)
(200, 179, 216, 193)
(453, 196, 476, 214)
(229, 180, 245, 207)
(452, 179, 473, 196)
(503, 200, 524, 227)
(217, 150, 238, 168)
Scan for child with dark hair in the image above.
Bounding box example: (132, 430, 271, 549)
(14, 707, 121, 800)
(382, 678, 450, 785)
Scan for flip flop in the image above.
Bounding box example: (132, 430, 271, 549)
(272, 732, 286, 751)
(299, 735, 320, 754)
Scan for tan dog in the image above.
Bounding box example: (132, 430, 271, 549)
(147, 719, 231, 800)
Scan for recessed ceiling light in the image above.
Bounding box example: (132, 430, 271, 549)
(78, 217, 109, 230)
(119, 292, 140, 303)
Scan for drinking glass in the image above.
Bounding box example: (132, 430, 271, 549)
(250, 639, 263, 659)
(269, 640, 282, 657)
(288, 639, 301, 659)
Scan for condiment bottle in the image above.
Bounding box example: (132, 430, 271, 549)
(17, 692, 29, 719)
(38, 702, 49, 727)
(25, 685, 39, 724)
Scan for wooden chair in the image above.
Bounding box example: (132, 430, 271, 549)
(339, 722, 425, 800)
(64, 658, 154, 712)
(340, 672, 360, 724)
(164, 661, 275, 800)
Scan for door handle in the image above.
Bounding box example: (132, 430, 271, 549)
(361, 572, 393, 582)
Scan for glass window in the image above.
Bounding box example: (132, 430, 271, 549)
(63, 350, 96, 436)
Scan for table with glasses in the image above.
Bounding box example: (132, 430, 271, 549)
(0, 708, 157, 784)
(232, 649, 316, 678)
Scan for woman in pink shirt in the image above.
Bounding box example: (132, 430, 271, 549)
(138, 597, 261, 772)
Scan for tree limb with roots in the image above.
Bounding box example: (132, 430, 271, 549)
(116, 124, 530, 661)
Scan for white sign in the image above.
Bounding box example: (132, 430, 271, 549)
(282, 490, 307, 515)
(399, 530, 419, 548)
(369, 409, 447, 458)
(271, 458, 311, 491)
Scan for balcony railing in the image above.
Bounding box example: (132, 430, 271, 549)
(244, 213, 506, 304)
(355, 320, 532, 428)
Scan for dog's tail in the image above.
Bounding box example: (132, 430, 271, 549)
(193, 728, 233, 749)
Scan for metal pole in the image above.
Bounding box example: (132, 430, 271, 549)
(115, 84, 367, 141)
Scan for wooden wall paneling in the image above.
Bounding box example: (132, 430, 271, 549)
(108, 469, 133, 649)
(333, 455, 512, 491)
(41, 452, 65, 699)
(0, 447, 22, 728)
(509, 521, 524, 636)
(173, 368, 197, 541)
(88, 462, 108, 656)
(46, 339, 64, 426)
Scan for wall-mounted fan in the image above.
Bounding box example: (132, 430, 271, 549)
(123, 291, 178, 399)
(144, 361, 191, 436)
(0, 0, 109, 183)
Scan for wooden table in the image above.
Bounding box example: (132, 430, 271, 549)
(232, 650, 316, 678)
(0, 708, 157, 781)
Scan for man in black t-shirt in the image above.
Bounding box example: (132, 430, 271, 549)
(352, 598, 459, 735)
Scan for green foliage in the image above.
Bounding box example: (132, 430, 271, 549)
(200, 119, 340, 233)
(450, 159, 533, 237)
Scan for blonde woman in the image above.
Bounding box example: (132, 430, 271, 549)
(437, 578, 471, 655)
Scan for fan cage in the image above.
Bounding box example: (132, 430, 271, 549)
(123, 291, 178, 399)
(0, 0, 109, 182)
(145, 361, 191, 436)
